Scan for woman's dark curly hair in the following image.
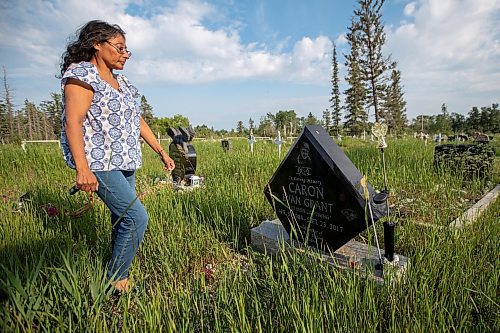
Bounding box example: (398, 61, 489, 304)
(60, 20, 126, 76)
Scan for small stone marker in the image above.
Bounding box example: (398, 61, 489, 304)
(472, 132, 490, 143)
(263, 125, 385, 252)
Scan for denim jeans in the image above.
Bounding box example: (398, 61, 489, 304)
(94, 170, 148, 281)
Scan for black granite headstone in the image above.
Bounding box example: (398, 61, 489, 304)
(264, 125, 385, 252)
(167, 126, 197, 184)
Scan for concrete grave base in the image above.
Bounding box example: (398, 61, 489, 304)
(251, 219, 409, 284)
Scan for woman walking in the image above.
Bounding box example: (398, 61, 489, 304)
(60, 20, 174, 293)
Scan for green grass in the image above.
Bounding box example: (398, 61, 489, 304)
(0, 138, 498, 332)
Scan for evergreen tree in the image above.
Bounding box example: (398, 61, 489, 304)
(322, 109, 332, 132)
(354, 0, 395, 122)
(23, 99, 34, 140)
(0, 101, 7, 143)
(330, 43, 342, 135)
(1, 67, 15, 143)
(236, 120, 245, 134)
(140, 95, 155, 126)
(306, 112, 318, 125)
(39, 100, 55, 139)
(344, 19, 368, 136)
(14, 109, 23, 143)
(382, 69, 407, 133)
(51, 93, 62, 138)
(248, 118, 254, 132)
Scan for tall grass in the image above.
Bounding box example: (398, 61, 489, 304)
(0, 137, 498, 332)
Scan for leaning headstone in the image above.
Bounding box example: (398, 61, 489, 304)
(253, 125, 408, 282)
(264, 125, 385, 251)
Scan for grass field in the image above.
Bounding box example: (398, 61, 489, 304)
(0, 137, 499, 332)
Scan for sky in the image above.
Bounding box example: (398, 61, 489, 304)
(0, 0, 499, 130)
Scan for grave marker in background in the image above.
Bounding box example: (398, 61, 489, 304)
(221, 139, 231, 152)
(248, 130, 256, 154)
(167, 126, 200, 187)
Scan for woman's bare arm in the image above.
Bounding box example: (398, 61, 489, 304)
(64, 78, 99, 193)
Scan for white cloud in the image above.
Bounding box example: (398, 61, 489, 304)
(387, 0, 500, 116)
(335, 33, 348, 46)
(288, 36, 332, 83)
(0, 0, 334, 88)
(403, 2, 416, 16)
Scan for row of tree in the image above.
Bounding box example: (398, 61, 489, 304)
(232, 103, 499, 138)
(0, 70, 193, 144)
(409, 103, 500, 135)
(0, 73, 497, 144)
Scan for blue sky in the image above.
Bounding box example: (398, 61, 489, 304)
(0, 0, 499, 130)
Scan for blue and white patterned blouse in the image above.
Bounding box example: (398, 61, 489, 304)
(60, 61, 142, 171)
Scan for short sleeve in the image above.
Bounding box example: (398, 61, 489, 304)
(61, 61, 100, 91)
(120, 75, 141, 99)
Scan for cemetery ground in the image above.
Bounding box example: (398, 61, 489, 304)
(0, 136, 499, 332)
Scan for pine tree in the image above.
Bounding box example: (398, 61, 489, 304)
(354, 0, 395, 122)
(330, 43, 342, 135)
(140, 95, 155, 126)
(306, 112, 318, 125)
(1, 67, 15, 143)
(249, 118, 254, 131)
(322, 109, 332, 132)
(236, 120, 245, 134)
(382, 69, 407, 133)
(51, 93, 62, 138)
(23, 99, 33, 140)
(39, 100, 54, 139)
(344, 20, 368, 136)
(0, 101, 7, 143)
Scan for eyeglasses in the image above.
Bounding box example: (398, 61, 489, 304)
(105, 41, 132, 57)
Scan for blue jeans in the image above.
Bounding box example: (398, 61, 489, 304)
(94, 170, 148, 281)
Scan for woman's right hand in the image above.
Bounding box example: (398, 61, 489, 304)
(75, 168, 99, 193)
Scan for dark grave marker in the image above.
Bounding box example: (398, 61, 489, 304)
(433, 143, 495, 179)
(264, 125, 385, 252)
(221, 139, 232, 152)
(167, 126, 198, 185)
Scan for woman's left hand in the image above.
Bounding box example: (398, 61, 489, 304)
(160, 152, 175, 171)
